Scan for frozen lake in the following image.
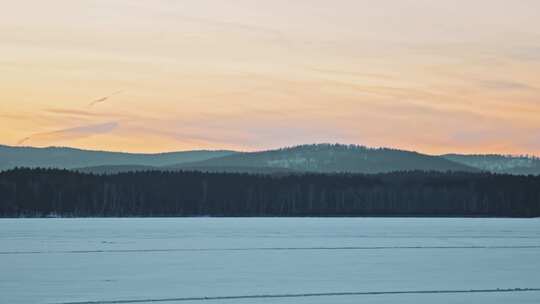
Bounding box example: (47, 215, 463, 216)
(1, 218, 540, 303)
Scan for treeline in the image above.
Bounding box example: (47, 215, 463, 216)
(0, 168, 539, 217)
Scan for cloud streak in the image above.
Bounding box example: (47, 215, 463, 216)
(17, 122, 119, 146)
(88, 91, 123, 107)
(478, 80, 534, 91)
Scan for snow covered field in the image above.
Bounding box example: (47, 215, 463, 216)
(1, 218, 539, 303)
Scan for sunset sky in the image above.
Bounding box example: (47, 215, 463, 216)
(1, 0, 540, 154)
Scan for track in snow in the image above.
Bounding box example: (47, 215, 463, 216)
(2, 245, 540, 255)
(54, 288, 540, 304)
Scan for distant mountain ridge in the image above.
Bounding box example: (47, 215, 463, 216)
(443, 154, 540, 175)
(0, 145, 236, 171)
(1, 143, 539, 175)
(172, 144, 477, 174)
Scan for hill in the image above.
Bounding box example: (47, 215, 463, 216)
(171, 144, 477, 174)
(0, 145, 236, 171)
(7, 144, 540, 175)
(443, 154, 540, 175)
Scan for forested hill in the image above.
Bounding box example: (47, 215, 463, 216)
(3, 144, 540, 175)
(173, 144, 477, 174)
(1, 168, 538, 218)
(443, 154, 540, 175)
(0, 145, 236, 171)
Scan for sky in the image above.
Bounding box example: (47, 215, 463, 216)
(1, 0, 540, 154)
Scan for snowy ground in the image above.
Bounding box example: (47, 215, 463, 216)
(1, 218, 539, 303)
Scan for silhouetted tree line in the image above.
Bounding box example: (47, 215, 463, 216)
(0, 168, 539, 217)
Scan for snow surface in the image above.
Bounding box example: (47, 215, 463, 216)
(1, 217, 539, 303)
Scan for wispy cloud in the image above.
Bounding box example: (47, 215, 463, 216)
(305, 66, 395, 80)
(88, 91, 123, 107)
(16, 137, 32, 146)
(509, 46, 540, 62)
(45, 108, 109, 117)
(478, 80, 534, 91)
(17, 122, 119, 146)
(43, 108, 138, 121)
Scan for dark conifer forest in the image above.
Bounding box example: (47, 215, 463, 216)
(0, 168, 539, 218)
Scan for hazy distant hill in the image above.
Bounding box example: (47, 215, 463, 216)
(174, 165, 299, 175)
(74, 165, 158, 175)
(77, 165, 298, 175)
(172, 144, 477, 174)
(5, 144, 540, 175)
(0, 145, 236, 171)
(443, 154, 540, 175)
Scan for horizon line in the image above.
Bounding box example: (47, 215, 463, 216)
(2, 142, 539, 158)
